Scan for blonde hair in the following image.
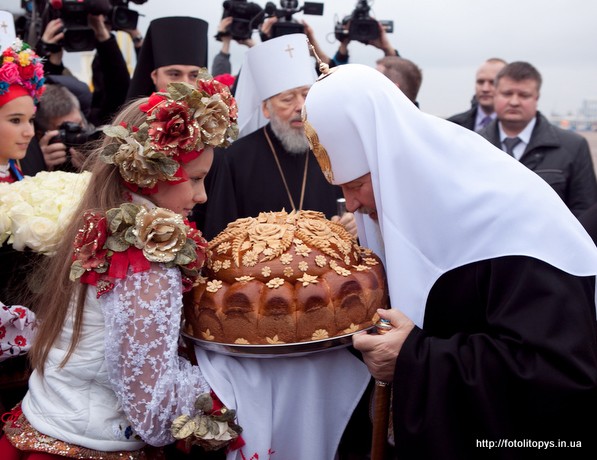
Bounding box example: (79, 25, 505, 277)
(28, 97, 150, 373)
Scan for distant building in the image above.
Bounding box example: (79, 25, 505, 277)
(549, 99, 597, 132)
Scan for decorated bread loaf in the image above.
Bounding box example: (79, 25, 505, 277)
(183, 210, 388, 345)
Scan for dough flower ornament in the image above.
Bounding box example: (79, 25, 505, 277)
(70, 203, 208, 296)
(100, 70, 238, 194)
(171, 392, 244, 453)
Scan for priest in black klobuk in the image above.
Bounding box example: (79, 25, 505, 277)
(126, 16, 208, 101)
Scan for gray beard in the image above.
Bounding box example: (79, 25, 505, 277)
(269, 116, 310, 155)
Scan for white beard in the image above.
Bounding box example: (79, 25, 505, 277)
(269, 115, 310, 155)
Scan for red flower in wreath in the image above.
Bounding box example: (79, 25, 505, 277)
(197, 78, 238, 120)
(73, 211, 109, 270)
(147, 100, 200, 157)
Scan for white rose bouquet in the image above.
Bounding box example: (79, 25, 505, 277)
(0, 171, 90, 255)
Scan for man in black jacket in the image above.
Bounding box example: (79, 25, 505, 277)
(480, 61, 597, 216)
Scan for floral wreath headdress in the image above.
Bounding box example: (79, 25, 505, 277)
(101, 69, 239, 194)
(0, 38, 45, 106)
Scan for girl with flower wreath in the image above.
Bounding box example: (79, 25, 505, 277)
(0, 70, 242, 459)
(0, 39, 45, 183)
(0, 38, 44, 423)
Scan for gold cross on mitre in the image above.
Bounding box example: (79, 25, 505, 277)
(284, 44, 295, 58)
(0, 10, 17, 50)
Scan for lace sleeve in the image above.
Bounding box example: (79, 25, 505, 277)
(101, 264, 210, 446)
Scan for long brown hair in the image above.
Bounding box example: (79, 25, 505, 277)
(28, 98, 149, 373)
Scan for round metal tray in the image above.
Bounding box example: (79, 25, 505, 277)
(182, 326, 373, 359)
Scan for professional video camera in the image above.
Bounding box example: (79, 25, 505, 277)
(334, 0, 393, 44)
(220, 0, 265, 41)
(264, 1, 324, 38)
(49, 121, 103, 149)
(46, 0, 146, 52)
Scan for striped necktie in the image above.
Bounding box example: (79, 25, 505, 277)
(503, 137, 522, 156)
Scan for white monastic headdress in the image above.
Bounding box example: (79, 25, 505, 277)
(235, 33, 317, 138)
(304, 63, 597, 327)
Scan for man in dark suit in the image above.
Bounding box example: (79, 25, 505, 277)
(480, 61, 597, 216)
(447, 58, 506, 132)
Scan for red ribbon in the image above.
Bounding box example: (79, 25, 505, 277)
(108, 247, 150, 279)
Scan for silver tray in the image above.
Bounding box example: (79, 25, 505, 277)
(182, 326, 373, 359)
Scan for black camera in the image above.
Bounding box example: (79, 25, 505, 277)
(263, 1, 324, 38)
(49, 121, 102, 149)
(220, 0, 265, 41)
(334, 0, 393, 44)
(46, 0, 145, 52)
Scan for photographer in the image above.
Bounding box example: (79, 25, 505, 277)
(212, 16, 256, 78)
(331, 20, 399, 67)
(36, 18, 71, 77)
(36, 14, 130, 126)
(20, 84, 97, 175)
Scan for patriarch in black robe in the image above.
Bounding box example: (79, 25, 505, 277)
(304, 63, 597, 459)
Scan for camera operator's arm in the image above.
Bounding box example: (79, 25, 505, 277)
(88, 14, 130, 126)
(38, 19, 67, 75)
(331, 38, 351, 67)
(259, 17, 277, 41)
(368, 21, 399, 57)
(212, 17, 255, 77)
(212, 17, 234, 76)
(301, 20, 330, 65)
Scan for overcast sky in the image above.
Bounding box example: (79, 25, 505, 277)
(20, 0, 597, 118)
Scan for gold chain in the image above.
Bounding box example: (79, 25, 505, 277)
(263, 127, 309, 211)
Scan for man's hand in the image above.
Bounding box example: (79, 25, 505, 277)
(88, 14, 111, 43)
(40, 18, 65, 65)
(368, 21, 396, 56)
(352, 308, 415, 382)
(39, 131, 69, 170)
(259, 17, 277, 40)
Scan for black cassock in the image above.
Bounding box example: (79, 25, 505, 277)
(393, 255, 597, 459)
(192, 123, 343, 240)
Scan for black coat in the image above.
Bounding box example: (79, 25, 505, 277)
(393, 255, 597, 459)
(480, 113, 597, 216)
(447, 106, 478, 131)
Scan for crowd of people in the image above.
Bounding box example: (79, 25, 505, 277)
(0, 8, 596, 460)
